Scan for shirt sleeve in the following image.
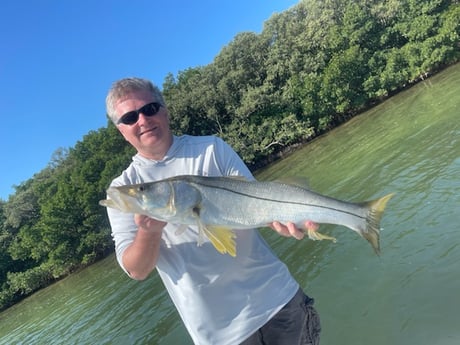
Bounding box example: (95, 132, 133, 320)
(106, 174, 138, 274)
(107, 208, 137, 273)
(214, 137, 254, 180)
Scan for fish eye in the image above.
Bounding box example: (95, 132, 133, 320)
(138, 186, 145, 192)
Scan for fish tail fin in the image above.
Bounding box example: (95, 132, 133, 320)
(200, 225, 237, 257)
(361, 193, 394, 255)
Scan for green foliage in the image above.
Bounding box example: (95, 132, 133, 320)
(6, 266, 52, 295)
(164, 0, 458, 163)
(0, 121, 133, 310)
(1, 0, 458, 311)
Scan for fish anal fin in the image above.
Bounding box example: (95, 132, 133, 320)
(301, 221, 337, 243)
(306, 228, 337, 243)
(201, 225, 237, 257)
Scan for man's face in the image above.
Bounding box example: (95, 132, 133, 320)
(114, 90, 172, 160)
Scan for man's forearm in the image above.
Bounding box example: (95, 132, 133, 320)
(122, 225, 163, 280)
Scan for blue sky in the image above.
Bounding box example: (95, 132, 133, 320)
(0, 0, 298, 200)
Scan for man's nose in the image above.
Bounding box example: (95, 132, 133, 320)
(137, 113, 150, 125)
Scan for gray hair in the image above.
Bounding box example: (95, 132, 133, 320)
(105, 77, 165, 123)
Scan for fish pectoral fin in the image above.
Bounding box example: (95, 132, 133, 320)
(191, 206, 208, 246)
(201, 225, 237, 257)
(190, 203, 237, 256)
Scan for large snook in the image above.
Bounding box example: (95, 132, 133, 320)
(100, 175, 393, 257)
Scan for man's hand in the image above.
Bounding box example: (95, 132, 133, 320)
(134, 214, 166, 233)
(270, 220, 319, 240)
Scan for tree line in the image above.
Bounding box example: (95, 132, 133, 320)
(1, 0, 459, 311)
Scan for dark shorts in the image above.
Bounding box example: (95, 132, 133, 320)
(240, 288, 321, 345)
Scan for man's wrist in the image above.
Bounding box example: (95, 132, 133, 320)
(138, 225, 164, 234)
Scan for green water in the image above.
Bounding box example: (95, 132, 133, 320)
(1, 63, 459, 345)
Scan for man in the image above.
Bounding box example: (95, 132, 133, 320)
(104, 77, 321, 345)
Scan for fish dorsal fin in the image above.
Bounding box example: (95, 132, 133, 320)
(274, 176, 310, 189)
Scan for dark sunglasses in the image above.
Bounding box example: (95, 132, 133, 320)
(117, 102, 162, 125)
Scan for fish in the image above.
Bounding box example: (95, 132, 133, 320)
(100, 175, 393, 257)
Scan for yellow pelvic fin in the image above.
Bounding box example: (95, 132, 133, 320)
(201, 225, 237, 257)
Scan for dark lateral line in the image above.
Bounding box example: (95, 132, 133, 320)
(196, 183, 366, 220)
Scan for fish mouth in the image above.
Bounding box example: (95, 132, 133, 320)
(104, 187, 133, 212)
(106, 186, 145, 214)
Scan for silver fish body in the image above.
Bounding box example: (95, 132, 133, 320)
(100, 175, 393, 256)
